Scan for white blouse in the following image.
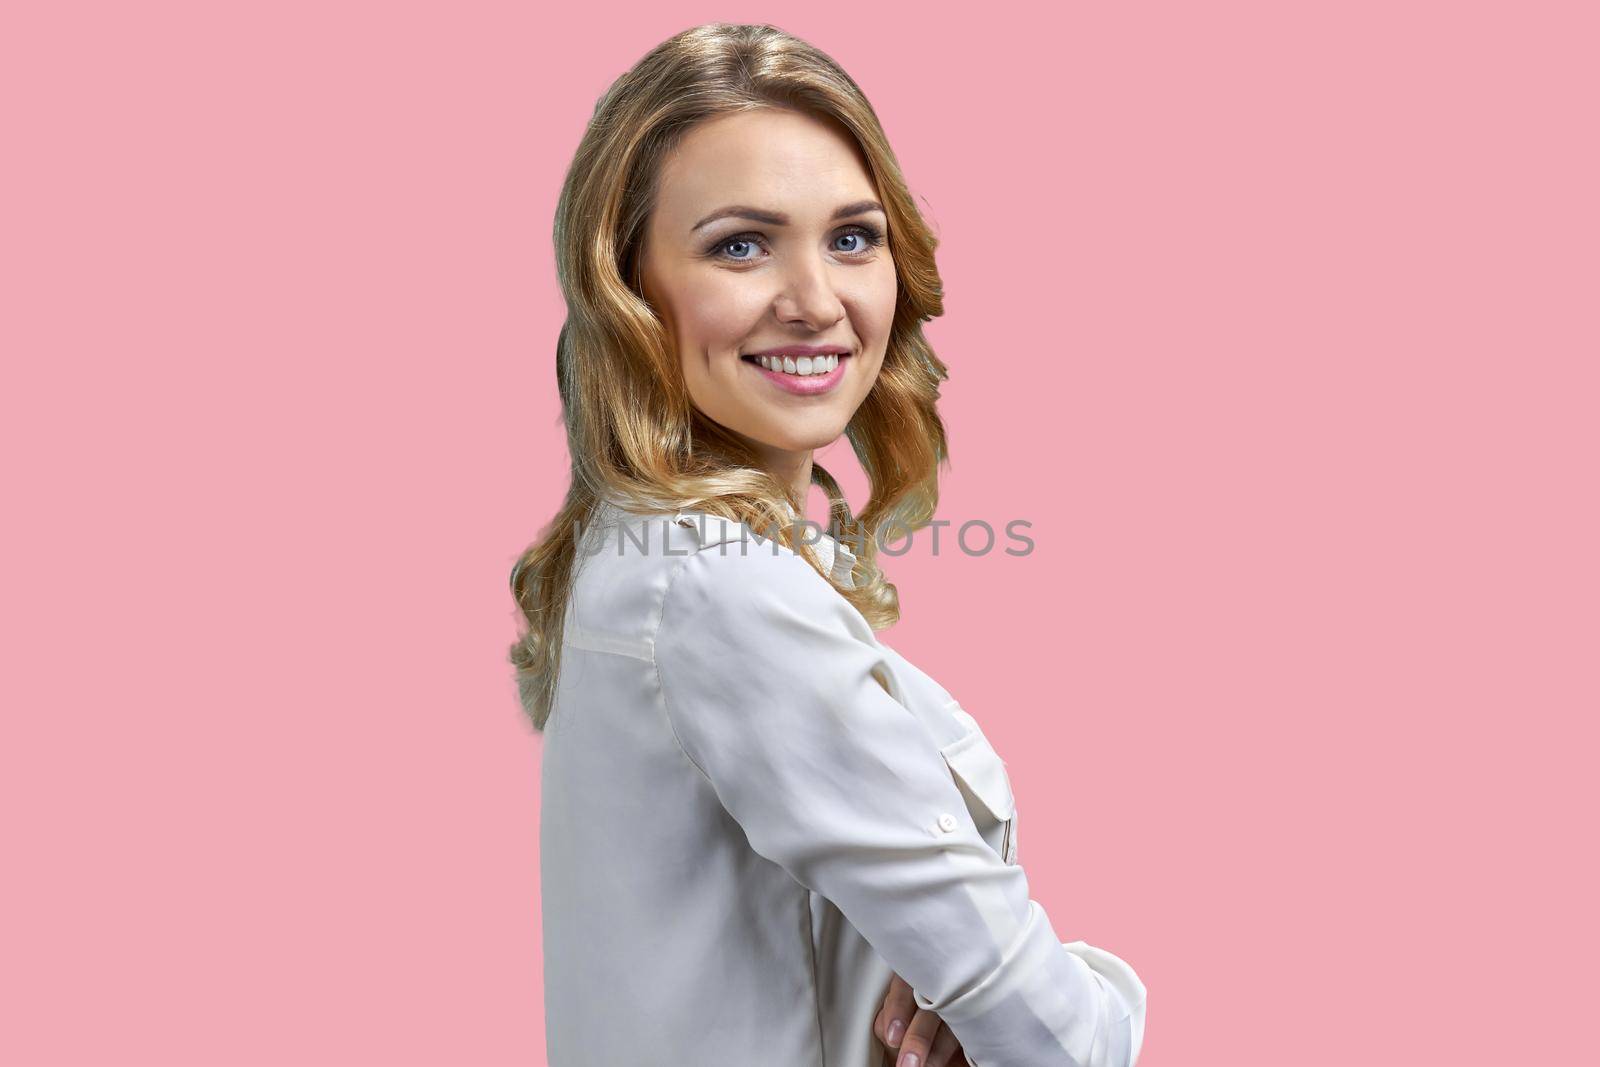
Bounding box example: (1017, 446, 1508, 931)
(539, 498, 1147, 1066)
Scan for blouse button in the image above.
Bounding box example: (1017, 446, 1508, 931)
(937, 813, 958, 833)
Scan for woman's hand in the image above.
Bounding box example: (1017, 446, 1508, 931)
(874, 971, 970, 1067)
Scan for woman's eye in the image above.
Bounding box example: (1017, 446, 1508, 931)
(719, 237, 762, 261)
(833, 225, 885, 255)
(707, 233, 769, 263)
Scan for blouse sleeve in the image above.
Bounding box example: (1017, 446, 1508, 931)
(652, 545, 1147, 1067)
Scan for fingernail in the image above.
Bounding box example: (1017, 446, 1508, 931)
(886, 1018, 904, 1045)
(898, 1054, 920, 1067)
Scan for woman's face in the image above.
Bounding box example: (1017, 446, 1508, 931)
(639, 108, 897, 461)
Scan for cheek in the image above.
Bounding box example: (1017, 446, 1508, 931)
(855, 262, 899, 340)
(677, 275, 767, 353)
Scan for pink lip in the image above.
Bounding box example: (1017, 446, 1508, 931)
(743, 353, 849, 396)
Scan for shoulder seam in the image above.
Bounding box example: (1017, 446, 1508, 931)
(649, 551, 720, 793)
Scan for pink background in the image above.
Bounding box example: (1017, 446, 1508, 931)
(3, 3, 1596, 1065)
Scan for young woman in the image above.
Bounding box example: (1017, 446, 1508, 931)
(509, 23, 1147, 1067)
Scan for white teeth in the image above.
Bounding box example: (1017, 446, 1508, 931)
(757, 353, 841, 376)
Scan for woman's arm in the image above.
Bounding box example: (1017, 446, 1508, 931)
(652, 544, 1146, 1067)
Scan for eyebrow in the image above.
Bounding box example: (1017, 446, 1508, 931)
(691, 199, 886, 233)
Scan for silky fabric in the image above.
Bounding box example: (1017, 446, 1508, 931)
(539, 498, 1147, 1066)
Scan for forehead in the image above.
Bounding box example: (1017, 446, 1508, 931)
(652, 109, 876, 228)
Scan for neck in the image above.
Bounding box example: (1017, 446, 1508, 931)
(745, 441, 813, 514)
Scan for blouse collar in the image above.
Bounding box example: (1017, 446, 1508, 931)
(778, 498, 858, 589)
(811, 522, 859, 589)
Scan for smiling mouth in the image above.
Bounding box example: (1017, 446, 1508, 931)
(740, 352, 849, 377)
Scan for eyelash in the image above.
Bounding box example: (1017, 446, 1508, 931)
(706, 223, 887, 265)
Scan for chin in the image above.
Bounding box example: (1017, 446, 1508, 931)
(745, 424, 848, 455)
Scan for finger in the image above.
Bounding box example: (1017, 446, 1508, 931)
(873, 972, 905, 1045)
(895, 1007, 943, 1067)
(876, 973, 916, 1048)
(925, 1019, 963, 1067)
(874, 977, 892, 1043)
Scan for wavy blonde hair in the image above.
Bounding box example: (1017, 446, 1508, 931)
(508, 22, 950, 731)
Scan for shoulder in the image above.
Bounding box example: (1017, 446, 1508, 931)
(573, 499, 860, 648)
(652, 508, 874, 664)
(663, 509, 837, 604)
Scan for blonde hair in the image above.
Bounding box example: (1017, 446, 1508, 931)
(508, 22, 950, 730)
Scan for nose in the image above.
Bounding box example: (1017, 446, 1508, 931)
(774, 252, 846, 331)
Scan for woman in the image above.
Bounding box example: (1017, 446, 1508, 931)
(509, 23, 1147, 1067)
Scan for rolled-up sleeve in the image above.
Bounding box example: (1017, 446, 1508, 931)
(652, 544, 1147, 1067)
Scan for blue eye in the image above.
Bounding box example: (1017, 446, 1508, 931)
(838, 222, 889, 254)
(833, 227, 881, 254)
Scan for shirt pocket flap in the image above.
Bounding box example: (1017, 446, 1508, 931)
(937, 726, 1017, 823)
